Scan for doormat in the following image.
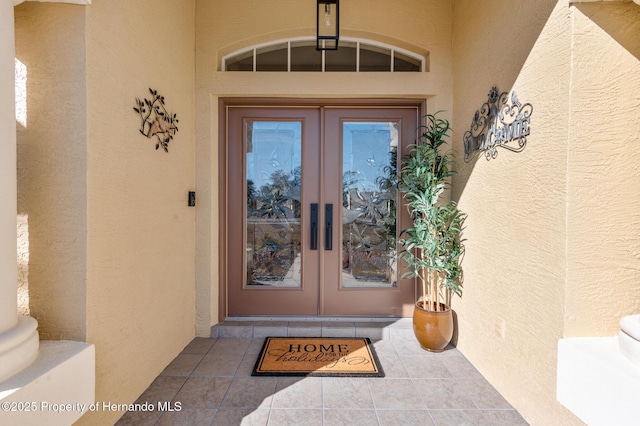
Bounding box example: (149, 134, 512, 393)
(252, 337, 384, 377)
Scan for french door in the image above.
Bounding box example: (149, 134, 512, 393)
(226, 104, 418, 316)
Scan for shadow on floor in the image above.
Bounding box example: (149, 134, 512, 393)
(115, 320, 529, 426)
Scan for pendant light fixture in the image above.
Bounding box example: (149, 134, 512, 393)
(316, 0, 339, 50)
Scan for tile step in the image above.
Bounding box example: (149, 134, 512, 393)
(211, 318, 414, 340)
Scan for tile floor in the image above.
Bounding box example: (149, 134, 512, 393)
(116, 320, 529, 426)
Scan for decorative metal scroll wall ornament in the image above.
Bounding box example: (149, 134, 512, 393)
(133, 88, 179, 152)
(463, 87, 533, 162)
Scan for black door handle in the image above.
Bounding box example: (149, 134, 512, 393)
(325, 204, 333, 250)
(310, 203, 318, 250)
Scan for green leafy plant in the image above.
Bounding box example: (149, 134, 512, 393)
(398, 113, 467, 312)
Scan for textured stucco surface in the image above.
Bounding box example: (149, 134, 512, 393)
(195, 0, 455, 333)
(1, 0, 19, 336)
(13, 0, 195, 424)
(15, 2, 87, 342)
(453, 1, 640, 425)
(82, 1, 196, 424)
(565, 2, 640, 336)
(8, 1, 640, 424)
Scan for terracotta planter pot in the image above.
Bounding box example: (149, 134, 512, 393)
(413, 301, 454, 352)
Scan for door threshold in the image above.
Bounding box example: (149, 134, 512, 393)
(224, 316, 405, 323)
(213, 317, 413, 340)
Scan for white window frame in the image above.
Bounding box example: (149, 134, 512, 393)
(222, 37, 426, 72)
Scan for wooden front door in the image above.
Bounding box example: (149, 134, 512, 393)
(226, 103, 418, 317)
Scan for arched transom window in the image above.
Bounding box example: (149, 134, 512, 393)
(222, 38, 426, 72)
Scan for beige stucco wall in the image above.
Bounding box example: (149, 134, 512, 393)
(82, 0, 196, 423)
(14, 1, 195, 424)
(195, 0, 455, 333)
(15, 3, 87, 341)
(453, 1, 640, 425)
(565, 1, 640, 337)
(12, 0, 639, 423)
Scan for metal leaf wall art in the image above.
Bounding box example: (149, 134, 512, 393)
(463, 87, 533, 162)
(133, 88, 179, 152)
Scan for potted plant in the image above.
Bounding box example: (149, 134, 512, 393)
(398, 112, 467, 352)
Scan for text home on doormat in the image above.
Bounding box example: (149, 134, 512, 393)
(252, 337, 384, 377)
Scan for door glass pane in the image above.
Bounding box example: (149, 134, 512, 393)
(342, 122, 398, 288)
(246, 121, 302, 287)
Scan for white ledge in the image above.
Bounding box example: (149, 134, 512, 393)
(569, 0, 632, 3)
(569, 0, 640, 5)
(557, 337, 640, 426)
(14, 0, 91, 6)
(0, 341, 95, 426)
(0, 316, 39, 382)
(619, 314, 640, 365)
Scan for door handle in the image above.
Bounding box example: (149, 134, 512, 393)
(325, 204, 333, 250)
(310, 203, 319, 250)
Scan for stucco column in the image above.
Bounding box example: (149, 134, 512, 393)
(0, 0, 39, 383)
